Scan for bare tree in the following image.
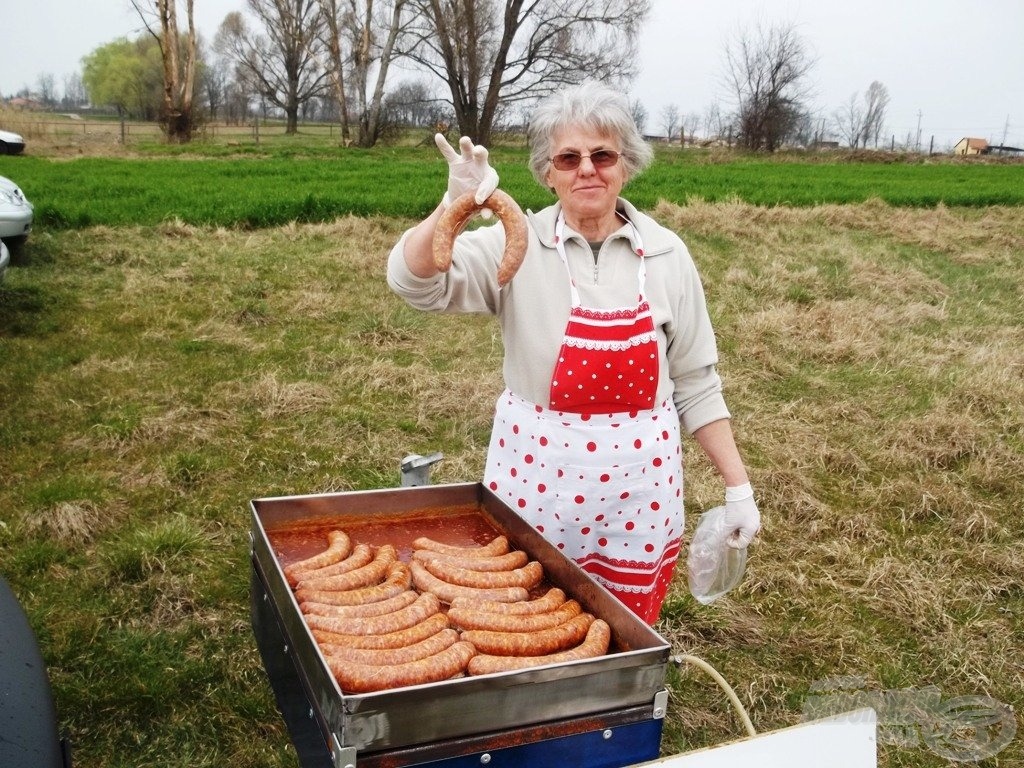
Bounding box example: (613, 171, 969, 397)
(200, 55, 229, 120)
(660, 104, 679, 141)
(383, 80, 444, 128)
(317, 0, 410, 147)
(833, 80, 890, 149)
(702, 100, 729, 144)
(36, 73, 57, 107)
(833, 91, 864, 148)
(132, 0, 200, 141)
(215, 0, 330, 133)
(404, 0, 651, 145)
(629, 99, 648, 136)
(862, 80, 889, 148)
(62, 73, 88, 109)
(680, 111, 701, 145)
(316, 0, 353, 143)
(723, 19, 814, 151)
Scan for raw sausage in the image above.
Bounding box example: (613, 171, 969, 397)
(432, 190, 528, 287)
(450, 587, 567, 616)
(460, 612, 594, 656)
(412, 535, 509, 558)
(290, 543, 373, 585)
(467, 620, 612, 675)
(321, 627, 460, 666)
(410, 560, 529, 605)
(448, 599, 582, 633)
(304, 592, 441, 636)
(326, 640, 476, 694)
(411, 548, 528, 572)
(283, 530, 351, 586)
(296, 544, 397, 591)
(295, 561, 411, 606)
(310, 611, 449, 650)
(299, 589, 418, 618)
(421, 558, 544, 590)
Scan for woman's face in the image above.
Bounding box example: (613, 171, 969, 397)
(544, 125, 626, 226)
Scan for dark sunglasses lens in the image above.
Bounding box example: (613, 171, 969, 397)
(553, 153, 582, 170)
(591, 150, 618, 167)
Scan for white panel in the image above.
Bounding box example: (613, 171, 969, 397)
(638, 709, 877, 768)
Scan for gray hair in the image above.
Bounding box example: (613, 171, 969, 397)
(527, 81, 654, 188)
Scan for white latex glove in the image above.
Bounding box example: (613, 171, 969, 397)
(723, 483, 761, 549)
(435, 133, 499, 209)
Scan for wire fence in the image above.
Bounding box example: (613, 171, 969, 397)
(0, 115, 362, 150)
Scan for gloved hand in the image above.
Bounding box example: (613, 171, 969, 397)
(723, 482, 761, 549)
(435, 133, 499, 209)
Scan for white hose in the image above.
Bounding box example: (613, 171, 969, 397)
(672, 653, 757, 738)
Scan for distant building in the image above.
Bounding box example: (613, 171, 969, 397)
(952, 137, 1023, 157)
(953, 137, 988, 156)
(5, 96, 44, 111)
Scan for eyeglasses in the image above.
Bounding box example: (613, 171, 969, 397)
(548, 149, 621, 171)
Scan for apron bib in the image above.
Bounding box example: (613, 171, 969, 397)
(484, 215, 683, 623)
(548, 214, 660, 413)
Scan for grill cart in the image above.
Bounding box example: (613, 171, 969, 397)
(250, 476, 877, 768)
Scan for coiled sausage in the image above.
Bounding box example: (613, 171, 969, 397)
(450, 587, 567, 616)
(310, 611, 449, 650)
(412, 535, 510, 558)
(290, 543, 373, 586)
(460, 612, 594, 656)
(299, 589, 418, 619)
(304, 592, 441, 636)
(411, 548, 528, 572)
(448, 599, 582, 633)
(421, 558, 544, 590)
(467, 620, 611, 675)
(295, 561, 411, 606)
(409, 560, 528, 605)
(296, 544, 397, 592)
(327, 640, 476, 694)
(283, 530, 351, 586)
(432, 190, 528, 287)
(320, 627, 460, 666)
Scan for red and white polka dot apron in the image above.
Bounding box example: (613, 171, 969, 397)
(484, 215, 684, 623)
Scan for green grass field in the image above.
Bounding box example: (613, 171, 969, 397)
(4, 142, 1024, 231)
(0, 139, 1021, 767)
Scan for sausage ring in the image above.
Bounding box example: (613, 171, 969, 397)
(432, 190, 528, 286)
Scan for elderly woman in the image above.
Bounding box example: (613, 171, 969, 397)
(387, 81, 759, 623)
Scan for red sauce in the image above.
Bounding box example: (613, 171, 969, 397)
(267, 505, 504, 569)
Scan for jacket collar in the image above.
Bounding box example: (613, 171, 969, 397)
(527, 198, 675, 256)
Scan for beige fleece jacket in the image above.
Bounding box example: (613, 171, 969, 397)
(386, 198, 731, 434)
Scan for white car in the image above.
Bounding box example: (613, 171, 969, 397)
(0, 239, 9, 282)
(0, 175, 33, 247)
(0, 128, 25, 155)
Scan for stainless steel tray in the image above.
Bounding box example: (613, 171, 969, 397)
(250, 482, 670, 756)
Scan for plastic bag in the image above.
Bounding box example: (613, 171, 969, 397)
(686, 505, 748, 605)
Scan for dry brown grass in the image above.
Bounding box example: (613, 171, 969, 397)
(648, 199, 1023, 765)
(1, 198, 1021, 767)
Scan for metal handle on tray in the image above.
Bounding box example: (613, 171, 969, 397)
(400, 452, 444, 487)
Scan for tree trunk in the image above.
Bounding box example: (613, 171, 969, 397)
(142, 0, 198, 142)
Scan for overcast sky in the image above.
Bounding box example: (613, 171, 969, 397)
(3, 0, 1022, 149)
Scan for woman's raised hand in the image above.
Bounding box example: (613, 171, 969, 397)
(435, 134, 499, 208)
